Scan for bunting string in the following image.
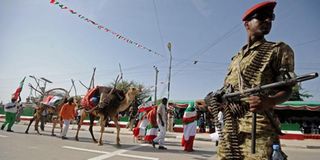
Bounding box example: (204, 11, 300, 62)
(50, 0, 162, 57)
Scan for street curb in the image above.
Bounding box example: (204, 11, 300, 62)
(306, 145, 320, 149)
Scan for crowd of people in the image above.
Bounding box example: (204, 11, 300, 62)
(0, 96, 208, 153)
(1, 96, 78, 139)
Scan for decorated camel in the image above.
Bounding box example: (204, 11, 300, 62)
(75, 86, 140, 146)
(25, 88, 69, 135)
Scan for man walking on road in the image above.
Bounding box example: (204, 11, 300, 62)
(1, 97, 20, 132)
(152, 97, 168, 150)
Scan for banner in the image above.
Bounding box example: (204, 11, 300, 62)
(50, 0, 162, 57)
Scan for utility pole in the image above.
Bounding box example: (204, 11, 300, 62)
(153, 66, 159, 105)
(167, 42, 172, 101)
(167, 42, 174, 132)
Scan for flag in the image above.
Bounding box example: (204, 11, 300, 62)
(138, 96, 153, 113)
(12, 77, 26, 100)
(182, 103, 197, 124)
(181, 103, 197, 151)
(144, 124, 158, 142)
(144, 106, 158, 142)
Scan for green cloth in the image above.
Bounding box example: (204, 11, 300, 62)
(1, 112, 16, 130)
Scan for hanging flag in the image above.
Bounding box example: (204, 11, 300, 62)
(50, 0, 162, 57)
(12, 77, 26, 100)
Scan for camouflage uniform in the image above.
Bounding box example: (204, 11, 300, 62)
(218, 39, 294, 160)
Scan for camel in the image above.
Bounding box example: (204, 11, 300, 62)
(25, 88, 69, 136)
(75, 86, 140, 146)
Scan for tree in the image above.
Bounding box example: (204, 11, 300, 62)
(108, 79, 152, 114)
(289, 84, 313, 101)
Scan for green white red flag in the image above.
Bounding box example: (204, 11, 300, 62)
(12, 76, 26, 100)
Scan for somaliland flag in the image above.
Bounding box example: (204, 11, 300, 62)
(181, 103, 197, 148)
(12, 77, 26, 100)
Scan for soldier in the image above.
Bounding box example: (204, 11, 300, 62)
(217, 1, 294, 159)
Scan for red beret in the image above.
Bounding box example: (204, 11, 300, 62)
(242, 1, 277, 21)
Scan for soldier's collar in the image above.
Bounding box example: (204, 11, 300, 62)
(242, 38, 267, 54)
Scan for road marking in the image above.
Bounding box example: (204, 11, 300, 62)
(0, 134, 8, 138)
(63, 144, 158, 160)
(117, 153, 159, 160)
(62, 146, 109, 154)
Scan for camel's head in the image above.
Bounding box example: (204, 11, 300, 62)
(126, 87, 141, 97)
(195, 99, 207, 111)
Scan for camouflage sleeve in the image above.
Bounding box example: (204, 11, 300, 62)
(272, 42, 295, 81)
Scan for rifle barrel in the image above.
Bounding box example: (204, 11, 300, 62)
(222, 72, 318, 99)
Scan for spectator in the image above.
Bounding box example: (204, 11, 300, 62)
(152, 97, 168, 150)
(59, 97, 76, 139)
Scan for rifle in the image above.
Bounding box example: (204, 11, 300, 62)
(221, 72, 318, 154)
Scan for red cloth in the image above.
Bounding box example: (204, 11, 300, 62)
(147, 107, 158, 127)
(182, 116, 197, 124)
(42, 96, 54, 104)
(144, 135, 157, 142)
(181, 135, 195, 152)
(138, 105, 156, 113)
(133, 127, 140, 137)
(81, 87, 99, 109)
(242, 1, 276, 21)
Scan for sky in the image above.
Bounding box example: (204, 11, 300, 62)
(1, 0, 320, 103)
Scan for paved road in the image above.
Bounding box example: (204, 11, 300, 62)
(0, 124, 215, 160)
(1, 123, 319, 160)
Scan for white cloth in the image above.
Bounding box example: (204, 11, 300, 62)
(183, 121, 197, 141)
(156, 104, 167, 125)
(210, 132, 220, 142)
(61, 119, 71, 137)
(153, 122, 166, 146)
(218, 111, 224, 127)
(212, 111, 224, 142)
(146, 127, 158, 136)
(138, 118, 149, 136)
(4, 102, 17, 113)
(47, 96, 62, 107)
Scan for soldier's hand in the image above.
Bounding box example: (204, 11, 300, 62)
(247, 95, 274, 112)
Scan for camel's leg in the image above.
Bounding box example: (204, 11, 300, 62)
(25, 117, 34, 134)
(34, 117, 41, 135)
(32, 109, 42, 135)
(75, 110, 87, 141)
(112, 116, 121, 146)
(25, 109, 39, 134)
(89, 113, 98, 143)
(51, 116, 58, 136)
(98, 115, 106, 146)
(59, 117, 63, 133)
